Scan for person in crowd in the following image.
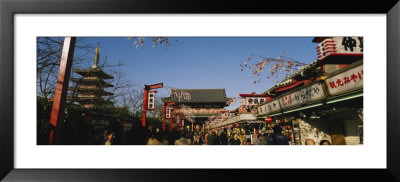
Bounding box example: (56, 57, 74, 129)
(147, 132, 167, 145)
(267, 125, 289, 145)
(229, 133, 241, 145)
(305, 139, 316, 145)
(240, 130, 247, 145)
(193, 134, 200, 145)
(319, 140, 331, 145)
(259, 133, 269, 145)
(147, 135, 162, 145)
(214, 130, 221, 145)
(208, 131, 218, 145)
(227, 133, 234, 144)
(174, 130, 192, 145)
(219, 130, 228, 145)
(254, 134, 262, 145)
(132, 123, 147, 145)
(104, 131, 115, 145)
(204, 132, 209, 145)
(245, 138, 252, 145)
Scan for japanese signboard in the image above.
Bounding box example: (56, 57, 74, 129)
(258, 99, 281, 116)
(243, 97, 267, 106)
(279, 83, 326, 109)
(326, 64, 363, 96)
(222, 112, 235, 118)
(317, 37, 363, 61)
(166, 107, 171, 119)
(147, 91, 156, 110)
(226, 116, 239, 125)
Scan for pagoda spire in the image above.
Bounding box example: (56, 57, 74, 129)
(92, 43, 100, 68)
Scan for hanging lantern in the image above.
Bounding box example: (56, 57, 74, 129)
(265, 116, 272, 123)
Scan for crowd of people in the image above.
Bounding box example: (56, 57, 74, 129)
(103, 124, 331, 146)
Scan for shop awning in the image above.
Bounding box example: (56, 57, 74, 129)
(261, 90, 363, 117)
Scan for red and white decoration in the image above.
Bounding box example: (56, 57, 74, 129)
(265, 116, 272, 123)
(317, 37, 363, 61)
(326, 64, 363, 96)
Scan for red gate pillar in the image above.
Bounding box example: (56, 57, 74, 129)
(169, 115, 173, 133)
(142, 89, 148, 127)
(49, 37, 76, 145)
(162, 104, 166, 131)
(175, 113, 178, 132)
(141, 83, 162, 127)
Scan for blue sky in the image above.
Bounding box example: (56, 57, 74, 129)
(79, 37, 318, 109)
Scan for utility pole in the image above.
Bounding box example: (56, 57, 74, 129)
(49, 37, 76, 145)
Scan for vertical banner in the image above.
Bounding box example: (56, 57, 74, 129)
(147, 91, 157, 110)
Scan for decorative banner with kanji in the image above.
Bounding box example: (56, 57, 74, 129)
(166, 106, 171, 119)
(326, 64, 363, 96)
(279, 83, 327, 109)
(317, 37, 363, 61)
(242, 97, 267, 106)
(258, 99, 281, 116)
(147, 91, 157, 110)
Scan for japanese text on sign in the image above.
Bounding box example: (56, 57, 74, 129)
(166, 107, 171, 118)
(243, 97, 267, 106)
(258, 99, 281, 116)
(326, 64, 363, 96)
(317, 37, 363, 61)
(279, 83, 326, 109)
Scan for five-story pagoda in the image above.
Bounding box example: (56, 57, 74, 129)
(69, 44, 114, 108)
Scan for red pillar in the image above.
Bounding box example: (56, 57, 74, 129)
(142, 89, 148, 127)
(162, 104, 166, 131)
(169, 115, 173, 133)
(49, 37, 76, 145)
(141, 83, 162, 128)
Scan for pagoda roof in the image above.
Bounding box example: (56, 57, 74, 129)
(162, 88, 231, 104)
(70, 78, 114, 87)
(69, 87, 114, 95)
(69, 97, 110, 101)
(72, 67, 113, 79)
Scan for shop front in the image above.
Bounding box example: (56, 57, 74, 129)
(257, 60, 363, 145)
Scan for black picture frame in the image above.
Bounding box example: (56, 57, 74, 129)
(1, 0, 399, 181)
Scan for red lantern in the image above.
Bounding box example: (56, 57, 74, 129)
(265, 116, 272, 123)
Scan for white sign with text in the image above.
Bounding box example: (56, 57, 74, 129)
(258, 99, 281, 116)
(279, 83, 326, 109)
(326, 64, 363, 96)
(317, 37, 363, 60)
